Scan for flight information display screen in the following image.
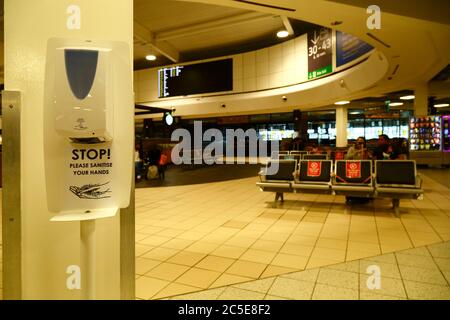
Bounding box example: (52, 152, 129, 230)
(158, 58, 233, 98)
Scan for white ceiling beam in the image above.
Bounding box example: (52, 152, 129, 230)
(280, 15, 294, 35)
(155, 12, 274, 42)
(134, 20, 180, 63)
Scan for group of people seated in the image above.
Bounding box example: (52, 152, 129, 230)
(345, 134, 408, 161)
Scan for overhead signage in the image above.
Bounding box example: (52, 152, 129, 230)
(336, 31, 373, 67)
(307, 27, 333, 80)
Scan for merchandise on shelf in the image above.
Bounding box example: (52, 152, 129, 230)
(409, 116, 441, 151)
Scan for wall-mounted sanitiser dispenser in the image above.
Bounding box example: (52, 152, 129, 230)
(54, 47, 113, 143)
(43, 38, 133, 221)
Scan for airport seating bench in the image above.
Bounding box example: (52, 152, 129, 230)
(256, 159, 423, 217)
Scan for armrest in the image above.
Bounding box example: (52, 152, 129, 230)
(416, 174, 423, 189)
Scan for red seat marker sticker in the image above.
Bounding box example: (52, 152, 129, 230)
(307, 161, 322, 177)
(346, 161, 361, 178)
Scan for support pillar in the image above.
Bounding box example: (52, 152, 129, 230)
(414, 83, 429, 117)
(336, 107, 348, 148)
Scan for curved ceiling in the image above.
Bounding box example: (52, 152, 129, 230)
(171, 0, 450, 103)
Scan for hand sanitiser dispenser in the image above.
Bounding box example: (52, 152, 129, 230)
(55, 47, 113, 143)
(43, 39, 133, 221)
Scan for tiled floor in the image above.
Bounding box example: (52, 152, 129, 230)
(133, 167, 450, 300)
(168, 242, 450, 300)
(1, 167, 450, 300)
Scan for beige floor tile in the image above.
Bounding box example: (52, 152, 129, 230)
(218, 287, 266, 300)
(428, 242, 450, 259)
(135, 244, 154, 257)
(380, 243, 413, 254)
(210, 273, 253, 288)
(212, 245, 247, 259)
(360, 274, 407, 298)
(403, 281, 450, 300)
(161, 238, 195, 250)
(153, 283, 201, 300)
(317, 268, 359, 290)
(316, 238, 347, 250)
(398, 247, 431, 257)
(287, 235, 318, 246)
(306, 257, 340, 269)
(145, 262, 190, 281)
(240, 249, 276, 264)
(395, 253, 438, 270)
(232, 277, 275, 294)
(359, 260, 401, 279)
(279, 243, 314, 257)
(139, 235, 172, 247)
(185, 242, 219, 254)
(271, 253, 308, 270)
(280, 268, 320, 282)
(167, 251, 207, 267)
(398, 264, 447, 286)
(195, 255, 236, 272)
(136, 276, 170, 300)
(227, 260, 267, 279)
(136, 257, 161, 275)
(312, 284, 358, 300)
(359, 292, 404, 300)
(176, 268, 221, 289)
(142, 247, 179, 261)
(268, 278, 314, 300)
(326, 261, 360, 273)
(251, 239, 285, 252)
(260, 265, 297, 278)
(310, 247, 346, 262)
(172, 287, 226, 300)
(364, 253, 397, 265)
(434, 257, 450, 271)
(225, 236, 257, 248)
(264, 295, 289, 300)
(347, 241, 380, 252)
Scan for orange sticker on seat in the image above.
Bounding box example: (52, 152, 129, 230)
(307, 161, 322, 177)
(346, 161, 361, 178)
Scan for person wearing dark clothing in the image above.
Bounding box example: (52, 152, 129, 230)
(372, 134, 400, 160)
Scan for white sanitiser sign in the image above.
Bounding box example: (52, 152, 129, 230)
(43, 38, 133, 221)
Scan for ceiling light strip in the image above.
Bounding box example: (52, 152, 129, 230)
(233, 0, 296, 12)
(366, 33, 391, 48)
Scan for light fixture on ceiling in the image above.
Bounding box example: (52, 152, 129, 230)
(277, 30, 289, 38)
(389, 102, 404, 107)
(435, 103, 449, 108)
(145, 54, 157, 61)
(400, 95, 415, 100)
(334, 101, 350, 105)
(331, 21, 343, 26)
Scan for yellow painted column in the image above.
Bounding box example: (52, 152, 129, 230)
(4, 0, 133, 299)
(336, 107, 348, 148)
(414, 83, 429, 117)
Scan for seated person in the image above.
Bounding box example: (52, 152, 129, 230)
(372, 134, 400, 160)
(135, 144, 143, 180)
(346, 136, 369, 160)
(308, 143, 322, 154)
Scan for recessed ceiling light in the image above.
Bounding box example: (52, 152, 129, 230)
(334, 101, 350, 105)
(435, 103, 449, 108)
(277, 30, 289, 38)
(400, 95, 415, 100)
(389, 102, 404, 107)
(145, 54, 157, 61)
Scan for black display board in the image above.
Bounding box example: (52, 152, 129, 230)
(307, 27, 332, 80)
(158, 58, 233, 98)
